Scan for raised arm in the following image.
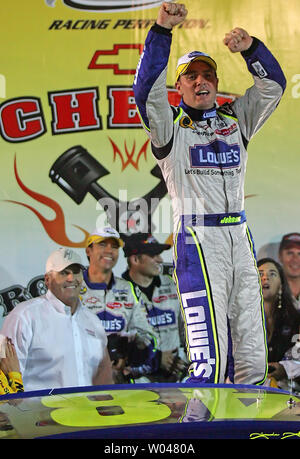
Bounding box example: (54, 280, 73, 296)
(133, 3, 187, 149)
(224, 27, 286, 141)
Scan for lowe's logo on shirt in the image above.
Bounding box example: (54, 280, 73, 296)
(97, 311, 125, 333)
(190, 140, 240, 169)
(147, 306, 176, 328)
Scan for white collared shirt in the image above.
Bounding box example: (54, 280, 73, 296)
(0, 290, 107, 391)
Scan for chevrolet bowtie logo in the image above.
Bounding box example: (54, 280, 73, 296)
(88, 44, 144, 74)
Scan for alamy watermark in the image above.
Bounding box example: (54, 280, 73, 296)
(291, 74, 300, 99)
(94, 189, 206, 243)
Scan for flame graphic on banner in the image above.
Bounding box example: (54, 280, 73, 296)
(4, 156, 89, 247)
(4, 156, 257, 249)
(109, 137, 149, 171)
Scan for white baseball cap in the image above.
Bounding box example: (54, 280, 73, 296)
(86, 226, 124, 248)
(45, 248, 84, 273)
(176, 51, 217, 81)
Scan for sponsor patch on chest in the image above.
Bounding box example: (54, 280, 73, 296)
(97, 310, 125, 332)
(215, 123, 237, 136)
(147, 306, 176, 328)
(190, 139, 240, 169)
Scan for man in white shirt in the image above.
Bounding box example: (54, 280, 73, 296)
(0, 247, 113, 391)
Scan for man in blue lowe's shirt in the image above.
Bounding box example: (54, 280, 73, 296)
(133, 2, 286, 385)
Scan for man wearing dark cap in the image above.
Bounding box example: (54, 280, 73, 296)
(122, 233, 188, 383)
(133, 2, 286, 385)
(279, 233, 300, 311)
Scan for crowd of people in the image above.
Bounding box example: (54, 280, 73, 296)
(0, 227, 191, 394)
(0, 227, 299, 395)
(258, 234, 300, 392)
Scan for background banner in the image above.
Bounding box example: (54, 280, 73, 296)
(0, 0, 299, 324)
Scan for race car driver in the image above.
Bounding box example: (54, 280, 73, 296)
(133, 2, 286, 385)
(80, 226, 159, 382)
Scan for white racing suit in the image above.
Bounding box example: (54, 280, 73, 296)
(123, 270, 188, 382)
(133, 24, 286, 384)
(123, 271, 186, 355)
(80, 271, 159, 377)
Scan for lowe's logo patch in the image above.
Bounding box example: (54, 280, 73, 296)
(97, 311, 125, 333)
(147, 306, 176, 328)
(190, 140, 240, 169)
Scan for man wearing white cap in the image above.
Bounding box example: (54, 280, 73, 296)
(133, 2, 286, 385)
(80, 227, 159, 383)
(0, 247, 113, 391)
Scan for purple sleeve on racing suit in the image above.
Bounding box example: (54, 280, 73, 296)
(133, 24, 172, 130)
(241, 37, 286, 91)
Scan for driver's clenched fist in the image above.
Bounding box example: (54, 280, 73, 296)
(157, 2, 188, 29)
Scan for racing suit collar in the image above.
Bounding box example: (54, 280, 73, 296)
(83, 268, 115, 290)
(179, 99, 217, 121)
(122, 270, 161, 300)
(123, 269, 161, 285)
